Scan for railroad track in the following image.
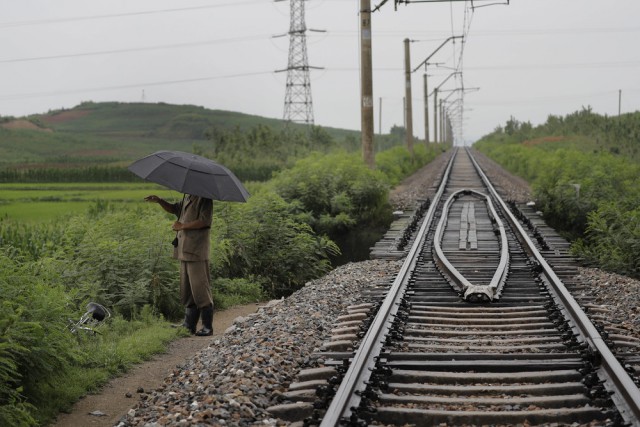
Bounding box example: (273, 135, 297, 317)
(268, 148, 640, 426)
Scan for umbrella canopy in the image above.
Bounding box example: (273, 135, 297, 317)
(128, 150, 250, 202)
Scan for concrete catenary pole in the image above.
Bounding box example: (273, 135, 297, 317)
(619, 89, 622, 116)
(403, 38, 414, 154)
(379, 97, 382, 135)
(423, 73, 429, 144)
(439, 100, 443, 143)
(433, 87, 438, 143)
(360, 0, 375, 169)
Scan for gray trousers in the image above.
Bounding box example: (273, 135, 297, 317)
(179, 260, 213, 309)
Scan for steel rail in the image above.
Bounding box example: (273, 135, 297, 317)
(433, 188, 509, 302)
(318, 148, 459, 426)
(467, 147, 640, 426)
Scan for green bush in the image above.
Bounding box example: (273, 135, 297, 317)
(271, 152, 391, 236)
(62, 207, 182, 319)
(376, 144, 443, 186)
(0, 252, 82, 427)
(213, 278, 265, 308)
(573, 204, 640, 276)
(0, 220, 66, 261)
(0, 241, 182, 425)
(211, 191, 340, 297)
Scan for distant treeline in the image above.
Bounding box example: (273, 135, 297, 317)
(0, 166, 137, 183)
(491, 107, 640, 161)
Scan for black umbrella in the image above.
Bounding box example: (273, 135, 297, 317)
(128, 150, 250, 202)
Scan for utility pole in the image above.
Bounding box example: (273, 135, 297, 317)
(360, 0, 375, 168)
(439, 100, 444, 143)
(402, 97, 406, 131)
(442, 111, 447, 143)
(379, 97, 382, 135)
(282, 0, 314, 125)
(423, 73, 429, 144)
(433, 87, 438, 143)
(445, 112, 451, 144)
(619, 89, 622, 116)
(403, 38, 414, 154)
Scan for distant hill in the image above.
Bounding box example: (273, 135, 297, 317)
(35, 102, 291, 138)
(0, 101, 361, 168)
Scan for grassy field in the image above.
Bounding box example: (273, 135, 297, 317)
(0, 183, 179, 223)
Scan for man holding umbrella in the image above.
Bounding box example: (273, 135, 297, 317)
(129, 150, 250, 337)
(145, 193, 214, 336)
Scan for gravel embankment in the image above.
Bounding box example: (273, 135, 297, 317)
(118, 149, 640, 426)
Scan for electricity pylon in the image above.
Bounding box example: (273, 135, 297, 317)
(282, 0, 314, 125)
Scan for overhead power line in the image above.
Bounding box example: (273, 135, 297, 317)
(466, 60, 640, 71)
(0, 35, 271, 64)
(0, 0, 269, 28)
(466, 89, 631, 106)
(0, 71, 274, 101)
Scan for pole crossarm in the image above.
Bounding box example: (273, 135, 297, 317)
(429, 71, 462, 96)
(373, 0, 390, 12)
(442, 89, 461, 102)
(412, 36, 463, 73)
(438, 86, 479, 95)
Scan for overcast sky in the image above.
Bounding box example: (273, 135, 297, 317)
(1, 0, 638, 144)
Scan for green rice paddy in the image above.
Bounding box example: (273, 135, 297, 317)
(0, 183, 179, 223)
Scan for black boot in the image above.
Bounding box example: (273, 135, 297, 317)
(195, 305, 213, 336)
(174, 306, 199, 334)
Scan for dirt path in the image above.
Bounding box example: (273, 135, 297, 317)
(52, 304, 261, 427)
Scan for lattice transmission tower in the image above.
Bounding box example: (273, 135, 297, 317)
(282, 0, 314, 125)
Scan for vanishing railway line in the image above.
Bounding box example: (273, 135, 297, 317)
(268, 148, 640, 426)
